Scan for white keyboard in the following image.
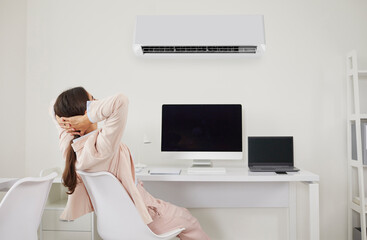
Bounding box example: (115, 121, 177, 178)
(149, 168, 181, 175)
(187, 167, 226, 174)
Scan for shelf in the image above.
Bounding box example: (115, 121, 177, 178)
(347, 71, 367, 77)
(352, 197, 367, 212)
(351, 201, 362, 213)
(350, 202, 361, 213)
(348, 161, 367, 168)
(45, 198, 67, 210)
(359, 71, 367, 77)
(350, 165, 367, 168)
(350, 160, 361, 167)
(347, 51, 367, 240)
(349, 114, 367, 120)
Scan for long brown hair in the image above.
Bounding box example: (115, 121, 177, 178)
(54, 87, 90, 194)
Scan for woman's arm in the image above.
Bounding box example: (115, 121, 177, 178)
(49, 101, 74, 159)
(61, 93, 129, 157)
(88, 93, 129, 155)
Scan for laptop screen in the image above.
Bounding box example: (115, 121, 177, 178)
(248, 137, 294, 166)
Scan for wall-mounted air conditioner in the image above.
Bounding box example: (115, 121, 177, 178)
(133, 15, 265, 57)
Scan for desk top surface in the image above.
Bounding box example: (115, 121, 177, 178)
(136, 167, 319, 182)
(48, 168, 319, 184)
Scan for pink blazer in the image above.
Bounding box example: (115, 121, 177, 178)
(51, 94, 153, 224)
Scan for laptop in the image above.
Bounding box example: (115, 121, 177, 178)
(248, 136, 299, 172)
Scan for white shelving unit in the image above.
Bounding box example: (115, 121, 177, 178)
(347, 50, 367, 240)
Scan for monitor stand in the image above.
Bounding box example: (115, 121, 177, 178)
(192, 159, 213, 167)
(188, 160, 226, 174)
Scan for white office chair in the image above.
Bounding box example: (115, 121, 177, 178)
(77, 170, 184, 240)
(0, 172, 57, 240)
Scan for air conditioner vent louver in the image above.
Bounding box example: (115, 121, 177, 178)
(134, 15, 266, 57)
(142, 46, 257, 54)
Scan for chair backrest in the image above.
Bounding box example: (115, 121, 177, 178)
(0, 172, 57, 240)
(77, 171, 158, 240)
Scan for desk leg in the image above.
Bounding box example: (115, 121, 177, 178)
(309, 182, 320, 240)
(91, 212, 95, 240)
(289, 182, 297, 240)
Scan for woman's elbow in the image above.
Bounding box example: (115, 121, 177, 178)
(116, 93, 129, 107)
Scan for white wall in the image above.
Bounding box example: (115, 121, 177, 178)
(0, 0, 26, 178)
(21, 0, 367, 239)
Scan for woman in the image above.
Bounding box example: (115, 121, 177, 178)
(52, 87, 210, 240)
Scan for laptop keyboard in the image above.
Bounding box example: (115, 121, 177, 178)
(251, 166, 298, 171)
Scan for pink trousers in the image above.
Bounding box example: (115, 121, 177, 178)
(137, 181, 211, 240)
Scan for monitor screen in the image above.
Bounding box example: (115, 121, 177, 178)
(161, 104, 242, 152)
(248, 137, 294, 166)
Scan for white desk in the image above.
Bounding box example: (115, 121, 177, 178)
(137, 168, 319, 240)
(0, 178, 18, 192)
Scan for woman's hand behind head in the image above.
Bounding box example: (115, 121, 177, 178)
(57, 114, 92, 136)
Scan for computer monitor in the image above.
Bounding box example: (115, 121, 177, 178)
(161, 104, 243, 166)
